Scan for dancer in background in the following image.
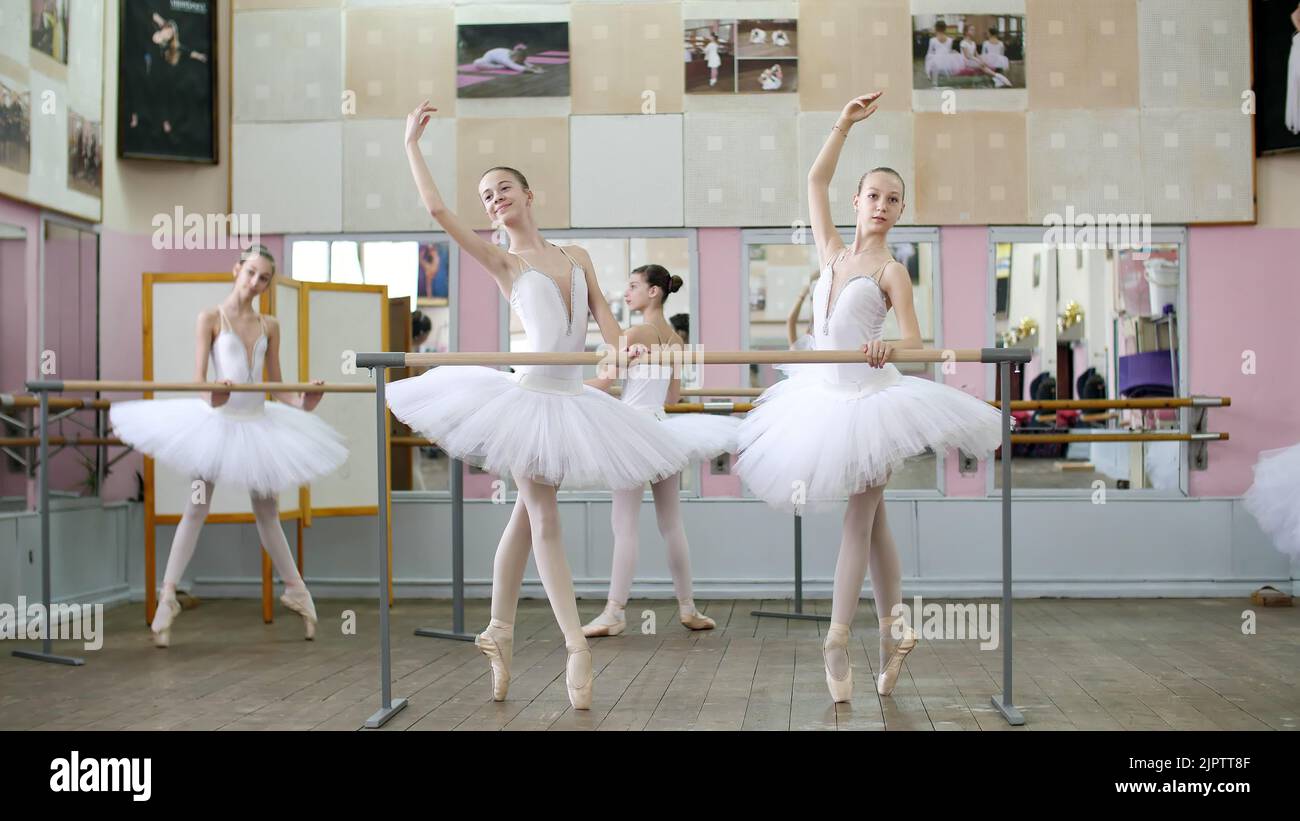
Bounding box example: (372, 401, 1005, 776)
(109, 245, 346, 648)
(582, 265, 740, 637)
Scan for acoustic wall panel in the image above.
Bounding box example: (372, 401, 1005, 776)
(234, 9, 342, 122)
(233, 122, 343, 232)
(1027, 0, 1140, 109)
(344, 6, 456, 120)
(570, 114, 684, 227)
(798, 0, 912, 113)
(1138, 0, 1250, 110)
(684, 111, 800, 227)
(913, 112, 1028, 225)
(456, 117, 570, 229)
(572, 2, 683, 114)
(342, 117, 455, 231)
(797, 111, 915, 226)
(1140, 109, 1253, 223)
(1027, 109, 1145, 222)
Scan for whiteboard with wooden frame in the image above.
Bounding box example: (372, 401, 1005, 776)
(140, 273, 390, 625)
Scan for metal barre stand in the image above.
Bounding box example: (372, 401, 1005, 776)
(356, 348, 1029, 727)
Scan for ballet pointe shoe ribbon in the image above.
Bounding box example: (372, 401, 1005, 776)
(280, 586, 318, 640)
(566, 643, 593, 711)
(151, 591, 182, 648)
(823, 623, 853, 703)
(476, 620, 514, 702)
(876, 615, 918, 696)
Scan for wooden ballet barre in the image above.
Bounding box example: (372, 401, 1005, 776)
(0, 436, 123, 447)
(990, 396, 1230, 411)
(392, 347, 1031, 368)
(0, 394, 114, 410)
(610, 386, 766, 398)
(25, 379, 374, 394)
(1008, 432, 1227, 444)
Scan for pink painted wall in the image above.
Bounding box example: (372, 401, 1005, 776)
(939, 227, 991, 497)
(1187, 227, 1300, 496)
(697, 228, 743, 497)
(457, 237, 502, 500)
(98, 231, 285, 502)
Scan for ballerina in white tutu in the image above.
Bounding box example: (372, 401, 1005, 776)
(1244, 442, 1300, 560)
(109, 245, 346, 647)
(580, 264, 740, 638)
(391, 102, 691, 710)
(735, 92, 1003, 702)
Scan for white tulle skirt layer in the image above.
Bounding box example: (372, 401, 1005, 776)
(109, 398, 348, 496)
(653, 411, 741, 462)
(736, 366, 1004, 513)
(1243, 442, 1300, 558)
(386, 366, 691, 490)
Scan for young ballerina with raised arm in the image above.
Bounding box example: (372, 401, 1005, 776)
(386, 102, 690, 710)
(735, 92, 1003, 702)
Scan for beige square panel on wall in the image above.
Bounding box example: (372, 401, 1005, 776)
(456, 118, 570, 230)
(343, 118, 455, 232)
(1027, 110, 1144, 223)
(344, 6, 455, 120)
(572, 2, 682, 114)
(1140, 110, 1253, 223)
(913, 112, 1027, 225)
(799, 0, 911, 113)
(235, 0, 341, 9)
(570, 115, 683, 227)
(233, 122, 343, 233)
(684, 112, 799, 227)
(797, 111, 915, 226)
(234, 10, 342, 122)
(1138, 0, 1249, 110)
(1027, 0, 1139, 109)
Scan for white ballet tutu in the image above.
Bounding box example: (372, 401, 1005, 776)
(386, 366, 691, 490)
(1243, 442, 1300, 558)
(109, 398, 348, 496)
(656, 412, 741, 462)
(736, 365, 1004, 513)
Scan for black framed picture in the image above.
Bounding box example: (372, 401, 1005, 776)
(118, 0, 218, 163)
(1253, 0, 1300, 155)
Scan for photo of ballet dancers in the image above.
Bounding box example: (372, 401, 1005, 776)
(913, 13, 1025, 90)
(417, 241, 450, 302)
(1251, 0, 1300, 154)
(67, 110, 101, 197)
(0, 81, 31, 175)
(30, 0, 69, 65)
(117, 0, 217, 162)
(686, 19, 798, 94)
(457, 23, 570, 98)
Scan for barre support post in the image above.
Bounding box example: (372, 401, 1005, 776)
(364, 360, 406, 728)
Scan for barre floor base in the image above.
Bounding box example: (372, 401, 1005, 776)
(1, 597, 1295, 731)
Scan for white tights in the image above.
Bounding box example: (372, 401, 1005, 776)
(824, 484, 904, 677)
(606, 473, 696, 617)
(159, 480, 306, 596)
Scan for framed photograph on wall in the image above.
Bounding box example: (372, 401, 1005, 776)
(416, 241, 450, 304)
(117, 0, 218, 163)
(685, 19, 798, 94)
(457, 23, 571, 98)
(31, 0, 70, 65)
(913, 13, 1025, 90)
(1253, 0, 1300, 155)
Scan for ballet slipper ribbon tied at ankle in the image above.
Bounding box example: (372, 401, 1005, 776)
(516, 372, 584, 396)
